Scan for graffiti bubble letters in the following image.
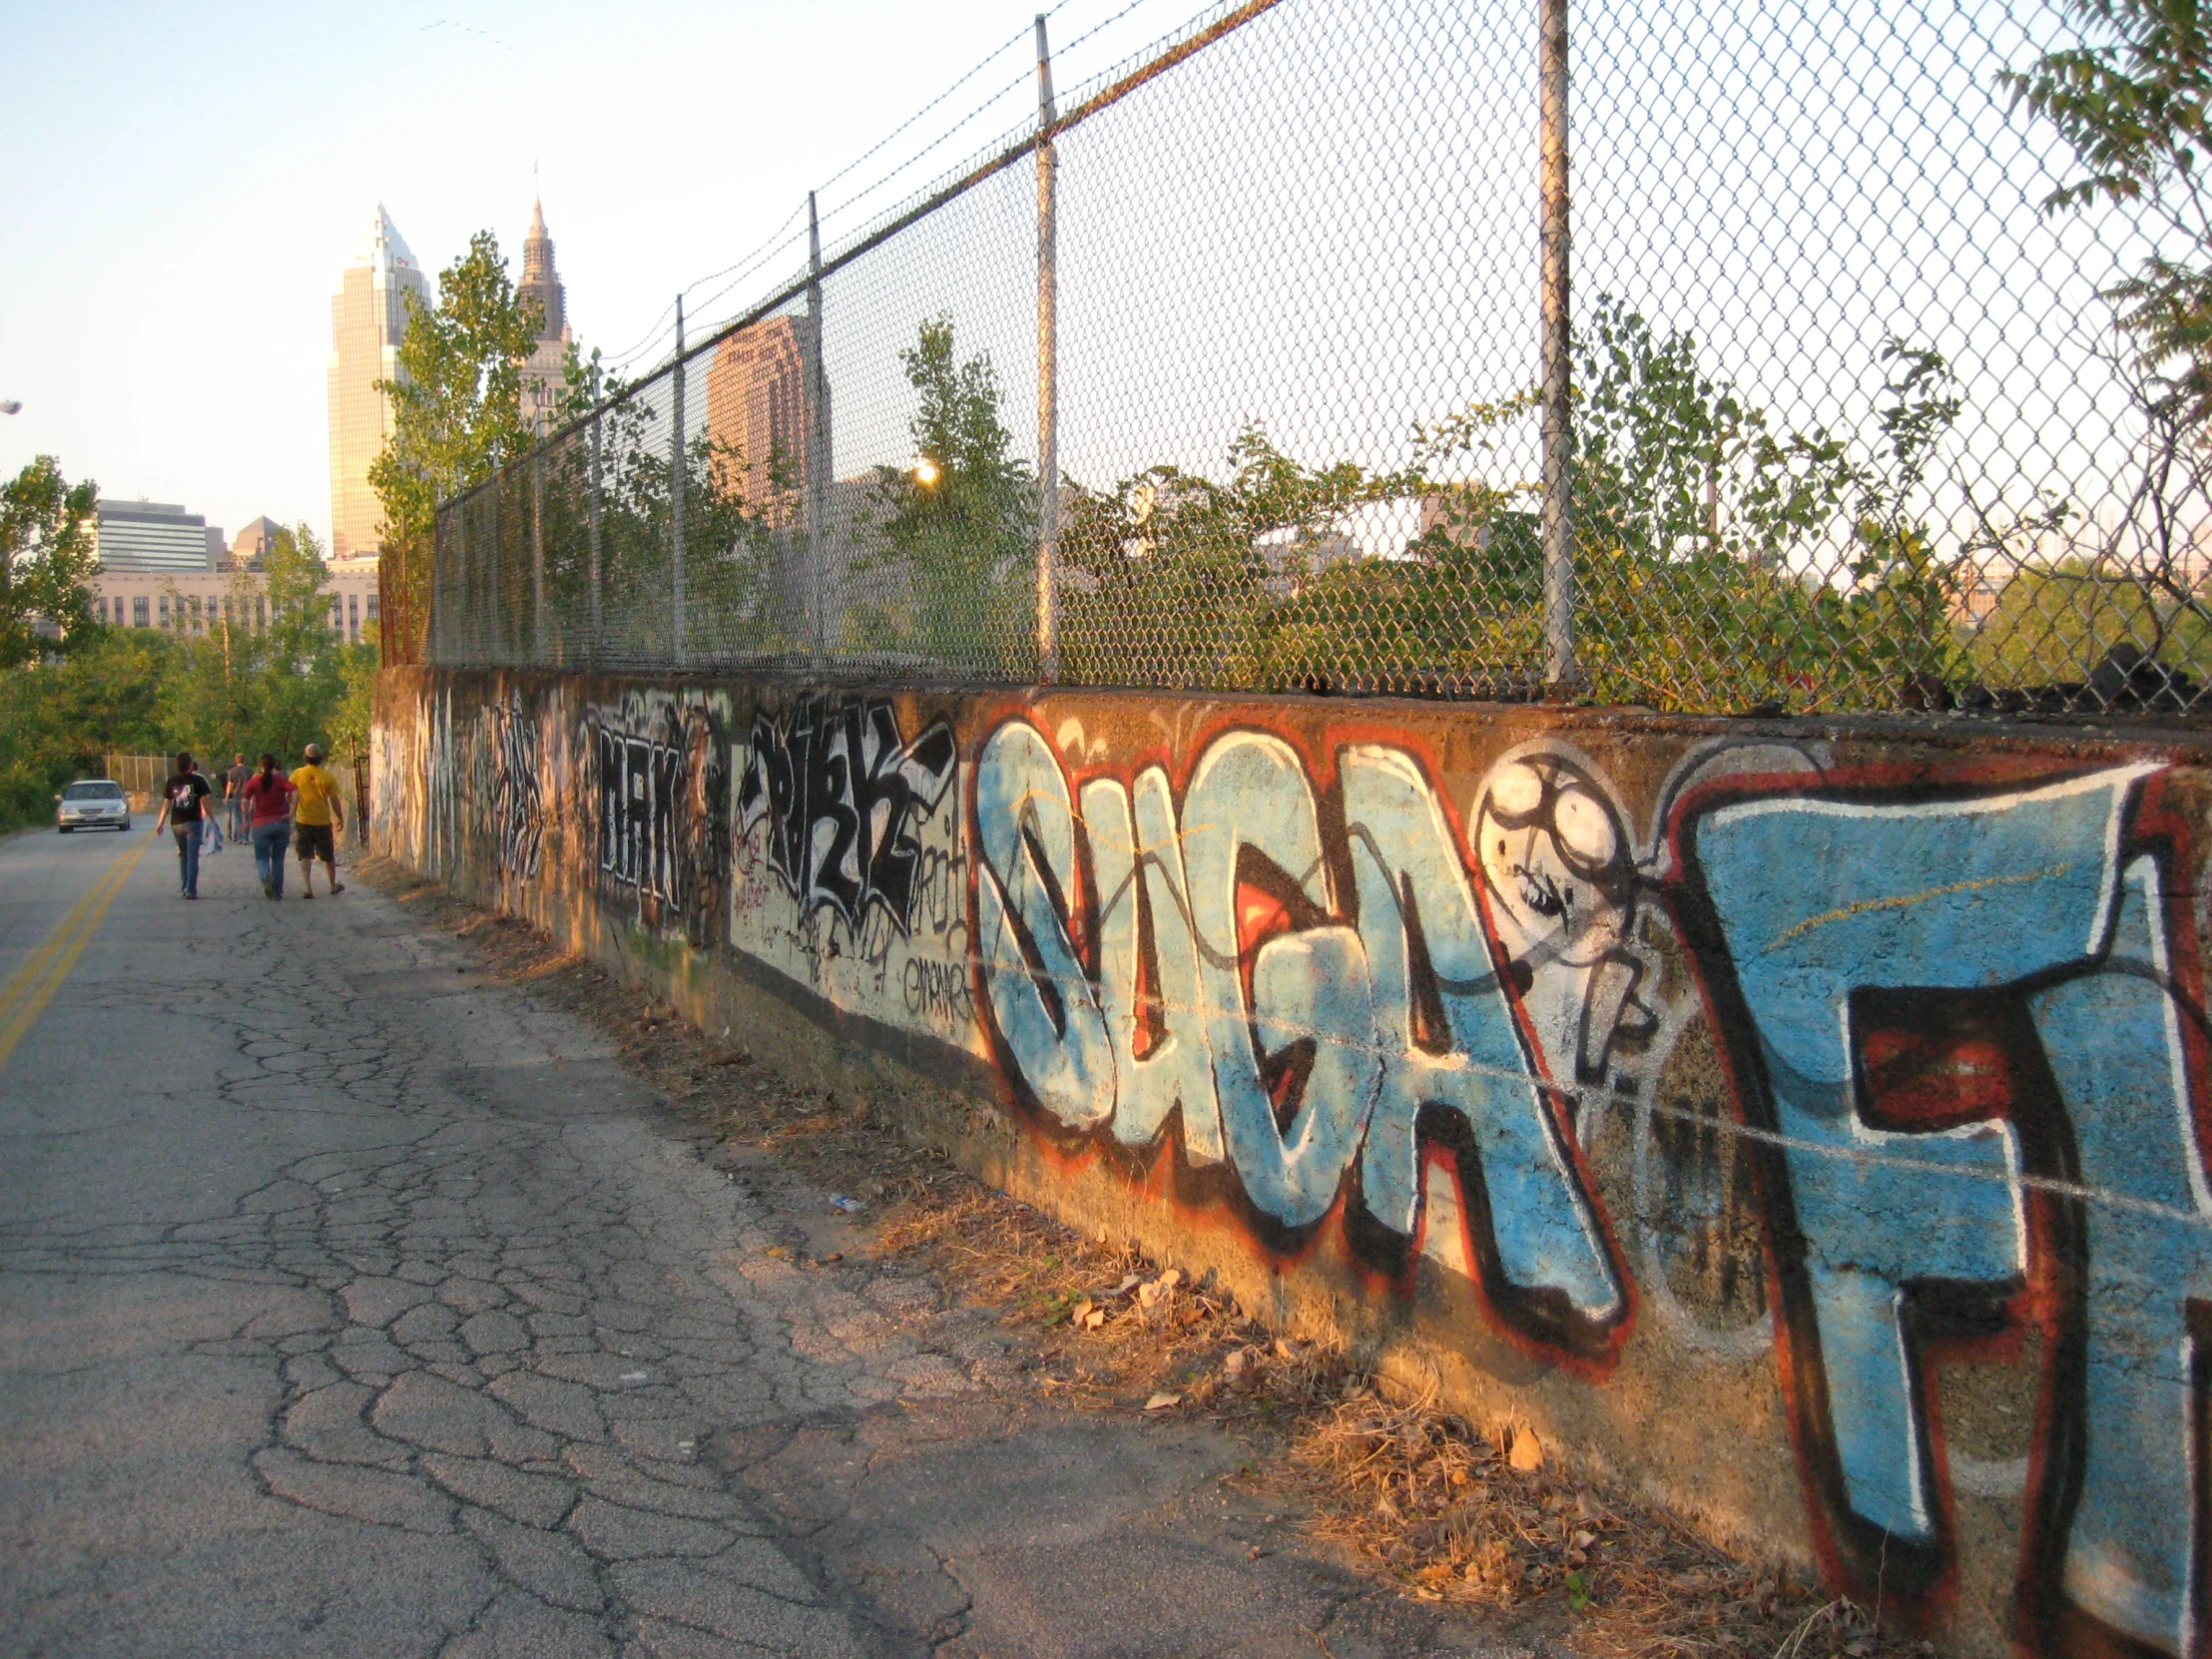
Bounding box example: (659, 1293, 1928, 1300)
(971, 718, 1633, 1365)
(738, 695, 956, 935)
(1674, 765, 2212, 1652)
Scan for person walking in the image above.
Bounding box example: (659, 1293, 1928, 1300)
(241, 753, 296, 898)
(153, 752, 213, 899)
(224, 754, 252, 840)
(194, 761, 224, 854)
(289, 744, 345, 898)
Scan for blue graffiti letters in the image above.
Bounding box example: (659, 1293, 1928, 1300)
(971, 719, 1628, 1344)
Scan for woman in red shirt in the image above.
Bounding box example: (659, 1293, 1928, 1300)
(241, 753, 297, 900)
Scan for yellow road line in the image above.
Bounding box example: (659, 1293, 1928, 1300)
(0, 830, 156, 1069)
(0, 847, 136, 1024)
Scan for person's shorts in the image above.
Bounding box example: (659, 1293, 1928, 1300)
(293, 822, 336, 861)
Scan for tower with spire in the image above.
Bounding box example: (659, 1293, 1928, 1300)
(327, 204, 430, 559)
(517, 199, 574, 435)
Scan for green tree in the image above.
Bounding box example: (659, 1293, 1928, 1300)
(856, 316, 1038, 673)
(155, 524, 365, 762)
(369, 231, 543, 659)
(2004, 0, 2212, 432)
(0, 630, 172, 826)
(1061, 423, 1421, 688)
(1409, 301, 1871, 709)
(1, 456, 100, 668)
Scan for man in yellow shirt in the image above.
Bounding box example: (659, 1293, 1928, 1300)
(289, 743, 346, 898)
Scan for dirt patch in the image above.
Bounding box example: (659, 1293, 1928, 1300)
(352, 854, 1935, 1659)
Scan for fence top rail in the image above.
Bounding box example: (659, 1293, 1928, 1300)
(435, 0, 1275, 522)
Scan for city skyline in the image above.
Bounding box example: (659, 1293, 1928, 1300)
(0, 1, 1187, 556)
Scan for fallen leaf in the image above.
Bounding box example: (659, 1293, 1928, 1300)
(1222, 1348, 1250, 1379)
(1081, 1308, 1106, 1330)
(1144, 1391, 1182, 1411)
(1508, 1428, 1544, 1472)
(1571, 1529, 1596, 1550)
(1072, 1297, 1094, 1324)
(1158, 1267, 1183, 1292)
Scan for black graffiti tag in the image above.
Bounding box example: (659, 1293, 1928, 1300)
(737, 695, 956, 934)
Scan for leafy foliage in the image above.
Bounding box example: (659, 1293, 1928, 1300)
(1, 456, 100, 669)
(1060, 423, 1421, 688)
(854, 317, 1038, 673)
(0, 522, 371, 827)
(370, 232, 544, 659)
(2004, 0, 2212, 431)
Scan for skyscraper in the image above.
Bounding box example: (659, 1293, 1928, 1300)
(517, 199, 573, 435)
(91, 501, 220, 573)
(327, 205, 429, 559)
(705, 313, 821, 521)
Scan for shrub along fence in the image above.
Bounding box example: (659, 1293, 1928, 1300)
(394, 0, 2212, 719)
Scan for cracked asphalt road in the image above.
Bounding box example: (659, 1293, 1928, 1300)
(0, 827, 1512, 1659)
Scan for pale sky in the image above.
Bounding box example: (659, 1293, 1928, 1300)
(0, 0, 1182, 552)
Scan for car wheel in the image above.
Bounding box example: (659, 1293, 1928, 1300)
(121, 820, 132, 830)
(58, 826, 71, 833)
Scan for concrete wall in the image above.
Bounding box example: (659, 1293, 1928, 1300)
(375, 665, 2212, 1658)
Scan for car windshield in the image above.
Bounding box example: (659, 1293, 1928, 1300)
(64, 783, 123, 801)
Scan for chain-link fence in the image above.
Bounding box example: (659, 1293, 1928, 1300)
(406, 0, 2212, 719)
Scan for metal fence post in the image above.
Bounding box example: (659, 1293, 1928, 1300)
(531, 451, 546, 665)
(1538, 0, 1576, 695)
(432, 504, 448, 665)
(806, 193, 830, 671)
(453, 493, 468, 666)
(485, 484, 499, 666)
(588, 361, 604, 665)
(1034, 13, 1062, 684)
(672, 295, 688, 668)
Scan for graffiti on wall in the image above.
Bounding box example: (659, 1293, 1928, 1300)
(381, 671, 2212, 1659)
(1670, 763, 2212, 1654)
(969, 714, 2212, 1658)
(588, 692, 730, 946)
(737, 693, 957, 936)
(388, 684, 541, 882)
(970, 720, 1645, 1365)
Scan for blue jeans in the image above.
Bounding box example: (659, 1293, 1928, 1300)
(173, 821, 202, 896)
(253, 822, 288, 895)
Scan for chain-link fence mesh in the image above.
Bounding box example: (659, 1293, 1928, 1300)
(409, 0, 2212, 719)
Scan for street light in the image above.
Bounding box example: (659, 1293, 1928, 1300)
(913, 457, 940, 487)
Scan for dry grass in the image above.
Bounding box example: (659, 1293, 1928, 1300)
(1282, 1383, 1933, 1659)
(356, 855, 1940, 1659)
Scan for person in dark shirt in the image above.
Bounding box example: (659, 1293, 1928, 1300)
(224, 754, 252, 840)
(154, 751, 214, 899)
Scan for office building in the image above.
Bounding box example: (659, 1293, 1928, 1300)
(705, 313, 821, 522)
(229, 516, 285, 569)
(93, 563, 381, 646)
(328, 205, 430, 559)
(91, 501, 221, 573)
(517, 199, 574, 435)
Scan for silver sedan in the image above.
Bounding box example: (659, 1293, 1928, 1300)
(56, 780, 131, 832)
